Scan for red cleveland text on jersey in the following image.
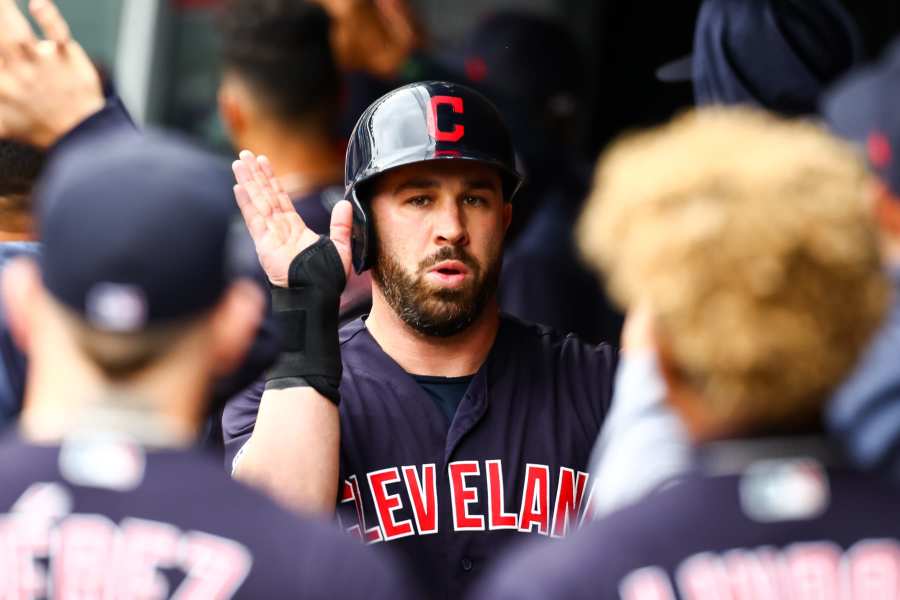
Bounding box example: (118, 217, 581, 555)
(0, 483, 252, 599)
(338, 460, 596, 543)
(619, 540, 900, 600)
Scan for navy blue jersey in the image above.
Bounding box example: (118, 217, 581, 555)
(0, 429, 412, 599)
(474, 438, 900, 600)
(292, 185, 341, 235)
(223, 314, 616, 599)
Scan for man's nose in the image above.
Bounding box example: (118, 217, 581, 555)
(432, 200, 468, 246)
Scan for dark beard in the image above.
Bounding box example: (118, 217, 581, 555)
(372, 245, 501, 337)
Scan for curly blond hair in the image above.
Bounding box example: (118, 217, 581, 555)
(579, 108, 889, 428)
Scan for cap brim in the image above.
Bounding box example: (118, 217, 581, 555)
(656, 54, 694, 82)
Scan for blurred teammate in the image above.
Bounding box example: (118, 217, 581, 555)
(225, 81, 616, 599)
(822, 38, 900, 478)
(218, 0, 373, 319)
(657, 0, 862, 115)
(0, 130, 411, 599)
(0, 0, 135, 429)
(218, 0, 344, 238)
(592, 0, 866, 516)
(0, 0, 282, 448)
(474, 107, 890, 600)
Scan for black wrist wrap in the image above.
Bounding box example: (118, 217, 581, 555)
(265, 236, 346, 405)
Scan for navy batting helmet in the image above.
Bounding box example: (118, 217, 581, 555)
(344, 81, 524, 273)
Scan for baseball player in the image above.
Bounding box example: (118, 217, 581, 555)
(0, 0, 285, 453)
(0, 129, 413, 599)
(821, 38, 900, 480)
(217, 0, 372, 320)
(591, 0, 867, 517)
(224, 81, 617, 599)
(0, 0, 135, 430)
(472, 107, 892, 600)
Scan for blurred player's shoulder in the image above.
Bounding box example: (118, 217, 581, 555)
(475, 442, 900, 600)
(0, 429, 415, 599)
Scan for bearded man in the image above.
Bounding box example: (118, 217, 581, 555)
(223, 81, 616, 600)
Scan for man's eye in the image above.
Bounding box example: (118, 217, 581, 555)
(407, 195, 431, 207)
(463, 195, 487, 207)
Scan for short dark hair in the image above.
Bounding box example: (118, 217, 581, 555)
(218, 0, 341, 130)
(0, 140, 44, 196)
(0, 141, 45, 231)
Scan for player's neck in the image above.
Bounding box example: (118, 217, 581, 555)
(20, 350, 205, 447)
(366, 289, 500, 376)
(239, 127, 343, 197)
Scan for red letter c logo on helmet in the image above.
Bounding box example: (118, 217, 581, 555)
(428, 96, 465, 142)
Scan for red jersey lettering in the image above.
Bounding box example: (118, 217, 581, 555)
(402, 464, 438, 535)
(368, 468, 415, 541)
(448, 461, 484, 531)
(486, 460, 517, 530)
(518, 464, 550, 535)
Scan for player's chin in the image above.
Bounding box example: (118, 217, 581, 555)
(421, 281, 478, 303)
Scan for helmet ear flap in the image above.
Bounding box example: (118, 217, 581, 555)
(348, 185, 375, 274)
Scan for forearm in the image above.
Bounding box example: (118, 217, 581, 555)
(233, 387, 339, 516)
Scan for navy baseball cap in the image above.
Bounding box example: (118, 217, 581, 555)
(37, 132, 245, 332)
(658, 0, 862, 115)
(822, 38, 900, 199)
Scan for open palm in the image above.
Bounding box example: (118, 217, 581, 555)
(232, 150, 352, 288)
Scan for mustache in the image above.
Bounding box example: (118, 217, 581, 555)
(417, 246, 479, 273)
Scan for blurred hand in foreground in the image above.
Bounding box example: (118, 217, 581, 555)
(0, 0, 103, 148)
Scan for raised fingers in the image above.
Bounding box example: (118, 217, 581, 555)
(257, 154, 296, 215)
(30, 0, 71, 45)
(232, 159, 272, 220)
(233, 184, 267, 241)
(0, 0, 37, 61)
(238, 149, 277, 199)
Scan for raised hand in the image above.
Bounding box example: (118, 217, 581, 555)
(0, 0, 103, 148)
(232, 150, 352, 288)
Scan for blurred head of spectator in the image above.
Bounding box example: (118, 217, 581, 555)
(457, 12, 585, 152)
(4, 132, 264, 438)
(217, 0, 342, 183)
(449, 12, 585, 179)
(823, 38, 900, 267)
(0, 141, 44, 241)
(448, 11, 588, 238)
(579, 108, 888, 441)
(659, 0, 862, 116)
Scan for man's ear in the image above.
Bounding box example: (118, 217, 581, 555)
(207, 279, 265, 377)
(1, 258, 41, 355)
(218, 78, 247, 142)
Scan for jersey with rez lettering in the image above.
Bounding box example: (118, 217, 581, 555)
(473, 438, 900, 600)
(0, 430, 412, 600)
(224, 314, 616, 599)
